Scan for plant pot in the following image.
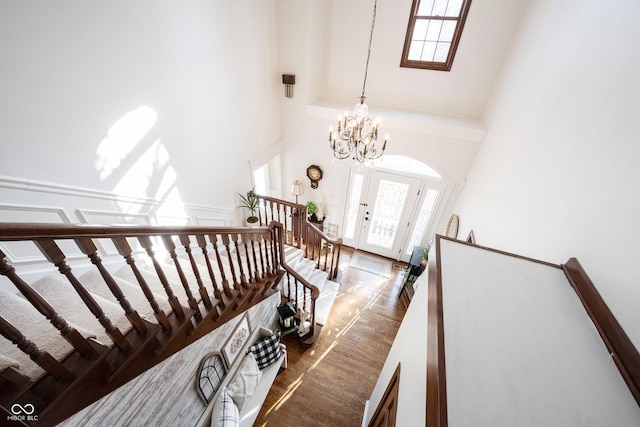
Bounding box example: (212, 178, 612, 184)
(246, 216, 259, 227)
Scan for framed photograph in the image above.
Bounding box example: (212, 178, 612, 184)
(222, 313, 252, 367)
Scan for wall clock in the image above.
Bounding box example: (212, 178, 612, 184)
(306, 165, 323, 189)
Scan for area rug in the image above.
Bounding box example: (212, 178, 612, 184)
(349, 252, 392, 278)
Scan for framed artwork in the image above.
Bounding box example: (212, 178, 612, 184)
(196, 352, 228, 404)
(222, 313, 252, 367)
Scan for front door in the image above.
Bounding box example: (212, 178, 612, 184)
(342, 166, 448, 261)
(355, 170, 422, 259)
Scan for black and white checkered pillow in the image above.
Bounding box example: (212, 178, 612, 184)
(246, 331, 282, 370)
(218, 388, 239, 427)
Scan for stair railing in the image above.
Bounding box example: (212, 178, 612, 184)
(303, 221, 343, 280)
(254, 194, 306, 247)
(255, 194, 342, 280)
(0, 222, 285, 424)
(271, 224, 320, 342)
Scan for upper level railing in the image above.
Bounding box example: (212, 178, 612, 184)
(426, 236, 640, 426)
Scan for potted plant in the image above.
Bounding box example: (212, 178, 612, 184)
(306, 201, 318, 221)
(238, 189, 259, 225)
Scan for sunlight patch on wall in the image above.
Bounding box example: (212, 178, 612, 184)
(96, 107, 189, 225)
(113, 139, 168, 199)
(95, 106, 158, 180)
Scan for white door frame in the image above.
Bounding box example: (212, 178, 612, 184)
(342, 164, 451, 262)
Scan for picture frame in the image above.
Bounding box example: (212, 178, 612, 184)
(221, 313, 252, 367)
(196, 352, 228, 404)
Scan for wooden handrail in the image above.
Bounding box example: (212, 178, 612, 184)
(0, 221, 291, 424)
(255, 194, 306, 247)
(425, 236, 640, 426)
(303, 222, 343, 280)
(563, 258, 640, 407)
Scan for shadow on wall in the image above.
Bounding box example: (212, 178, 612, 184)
(94, 106, 188, 224)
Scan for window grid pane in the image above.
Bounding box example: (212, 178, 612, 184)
(425, 20, 443, 42)
(445, 0, 463, 16)
(417, 0, 435, 15)
(434, 42, 451, 62)
(433, 0, 448, 16)
(402, 0, 472, 70)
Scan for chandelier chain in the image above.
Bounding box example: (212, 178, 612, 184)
(361, 0, 378, 100)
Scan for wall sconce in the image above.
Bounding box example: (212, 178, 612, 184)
(282, 74, 295, 98)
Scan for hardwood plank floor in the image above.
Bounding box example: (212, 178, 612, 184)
(256, 248, 407, 427)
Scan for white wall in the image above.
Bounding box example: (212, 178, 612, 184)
(0, 0, 282, 209)
(454, 0, 640, 346)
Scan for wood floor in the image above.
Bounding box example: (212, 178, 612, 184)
(256, 249, 408, 427)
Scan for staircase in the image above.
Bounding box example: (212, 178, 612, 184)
(0, 219, 342, 425)
(281, 245, 340, 327)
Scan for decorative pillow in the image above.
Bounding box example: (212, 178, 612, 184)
(211, 388, 239, 427)
(246, 331, 283, 370)
(227, 352, 262, 410)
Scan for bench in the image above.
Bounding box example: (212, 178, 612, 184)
(195, 326, 287, 427)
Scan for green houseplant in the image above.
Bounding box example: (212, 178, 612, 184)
(306, 201, 318, 221)
(238, 189, 259, 224)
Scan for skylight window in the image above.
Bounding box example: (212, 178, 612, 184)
(400, 0, 473, 71)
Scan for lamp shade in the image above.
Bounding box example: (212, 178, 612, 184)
(290, 180, 304, 204)
(290, 180, 304, 197)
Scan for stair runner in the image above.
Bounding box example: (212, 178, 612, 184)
(279, 245, 340, 326)
(0, 244, 339, 381)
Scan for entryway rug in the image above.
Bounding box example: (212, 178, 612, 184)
(349, 252, 392, 278)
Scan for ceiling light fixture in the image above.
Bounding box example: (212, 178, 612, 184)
(329, 0, 388, 163)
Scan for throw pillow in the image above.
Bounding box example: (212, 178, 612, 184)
(211, 388, 239, 427)
(227, 352, 262, 410)
(246, 331, 283, 370)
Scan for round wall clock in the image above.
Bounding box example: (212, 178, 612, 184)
(306, 165, 323, 189)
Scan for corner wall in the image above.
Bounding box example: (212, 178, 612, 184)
(453, 0, 640, 346)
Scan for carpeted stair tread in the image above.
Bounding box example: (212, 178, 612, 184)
(279, 250, 340, 327)
(0, 353, 20, 373)
(29, 275, 134, 347)
(0, 288, 96, 381)
(307, 269, 329, 292)
(292, 259, 315, 280)
(114, 261, 204, 309)
(79, 270, 172, 324)
(314, 280, 340, 326)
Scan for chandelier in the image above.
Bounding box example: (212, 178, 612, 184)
(329, 0, 388, 163)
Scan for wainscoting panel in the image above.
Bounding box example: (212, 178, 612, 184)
(0, 175, 234, 287)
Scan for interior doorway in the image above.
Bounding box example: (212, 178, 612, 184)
(342, 156, 449, 262)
